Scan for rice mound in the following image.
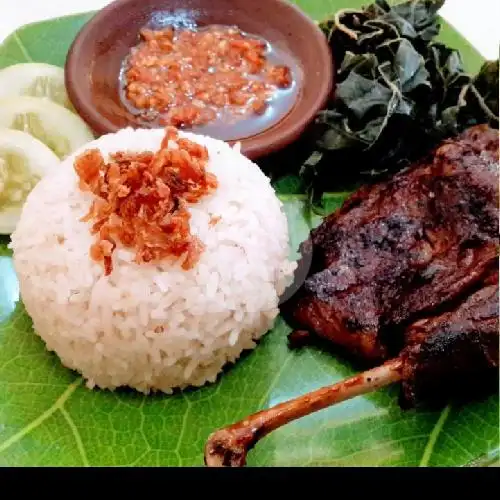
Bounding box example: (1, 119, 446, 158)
(10, 127, 297, 394)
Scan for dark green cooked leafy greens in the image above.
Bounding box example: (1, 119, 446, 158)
(297, 0, 499, 203)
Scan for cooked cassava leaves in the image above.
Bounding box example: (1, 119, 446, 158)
(296, 0, 499, 202)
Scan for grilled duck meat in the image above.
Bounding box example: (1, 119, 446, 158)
(205, 276, 499, 466)
(204, 124, 499, 467)
(400, 268, 499, 408)
(283, 124, 499, 362)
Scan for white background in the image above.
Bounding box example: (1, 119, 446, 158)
(0, 0, 499, 59)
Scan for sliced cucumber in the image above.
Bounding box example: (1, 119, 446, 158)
(0, 96, 94, 160)
(0, 128, 59, 235)
(0, 62, 73, 110)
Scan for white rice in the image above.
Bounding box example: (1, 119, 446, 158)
(10, 127, 296, 394)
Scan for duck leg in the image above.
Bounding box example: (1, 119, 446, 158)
(204, 357, 403, 467)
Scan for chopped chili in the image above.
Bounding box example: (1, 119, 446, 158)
(122, 24, 294, 129)
(74, 127, 218, 275)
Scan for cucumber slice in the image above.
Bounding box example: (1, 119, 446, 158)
(0, 96, 94, 159)
(0, 62, 73, 110)
(0, 128, 59, 235)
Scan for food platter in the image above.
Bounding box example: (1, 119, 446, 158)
(0, 0, 498, 467)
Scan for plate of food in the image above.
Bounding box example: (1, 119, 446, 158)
(0, 0, 498, 467)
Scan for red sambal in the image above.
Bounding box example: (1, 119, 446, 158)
(122, 24, 293, 129)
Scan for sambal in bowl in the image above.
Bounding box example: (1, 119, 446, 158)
(64, 0, 334, 159)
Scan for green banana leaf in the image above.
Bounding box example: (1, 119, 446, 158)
(0, 0, 498, 467)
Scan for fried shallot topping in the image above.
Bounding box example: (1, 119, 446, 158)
(74, 127, 218, 275)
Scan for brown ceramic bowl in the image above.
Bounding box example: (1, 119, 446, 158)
(65, 0, 334, 159)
